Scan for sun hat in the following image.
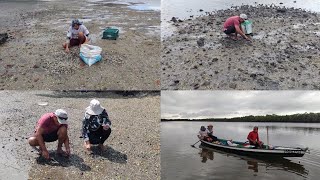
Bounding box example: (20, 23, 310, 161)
(240, 14, 248, 20)
(54, 109, 68, 124)
(86, 99, 105, 115)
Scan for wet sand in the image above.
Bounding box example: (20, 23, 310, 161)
(0, 0, 160, 90)
(0, 91, 160, 179)
(161, 5, 320, 90)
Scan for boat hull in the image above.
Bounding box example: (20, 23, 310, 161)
(200, 140, 306, 158)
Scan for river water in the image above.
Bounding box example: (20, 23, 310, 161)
(161, 121, 320, 180)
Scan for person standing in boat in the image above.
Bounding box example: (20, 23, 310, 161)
(206, 124, 218, 142)
(82, 99, 112, 152)
(247, 126, 264, 148)
(223, 14, 252, 42)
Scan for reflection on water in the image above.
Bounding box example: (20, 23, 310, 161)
(198, 145, 308, 177)
(199, 148, 214, 163)
(161, 121, 320, 180)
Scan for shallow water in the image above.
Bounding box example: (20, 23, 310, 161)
(161, 121, 320, 180)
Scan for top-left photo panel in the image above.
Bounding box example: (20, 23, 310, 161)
(0, 0, 160, 90)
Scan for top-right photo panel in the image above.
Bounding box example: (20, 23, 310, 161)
(161, 0, 320, 90)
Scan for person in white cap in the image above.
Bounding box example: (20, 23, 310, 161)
(223, 14, 252, 42)
(62, 19, 90, 53)
(82, 99, 112, 152)
(28, 109, 71, 159)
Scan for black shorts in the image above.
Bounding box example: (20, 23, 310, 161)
(42, 130, 59, 142)
(224, 26, 236, 34)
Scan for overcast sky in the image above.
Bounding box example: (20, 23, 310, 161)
(161, 91, 320, 119)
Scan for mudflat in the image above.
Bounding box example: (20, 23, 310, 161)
(161, 5, 320, 90)
(0, 0, 160, 90)
(0, 91, 160, 179)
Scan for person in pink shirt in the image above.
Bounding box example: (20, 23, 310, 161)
(28, 109, 70, 159)
(223, 14, 252, 42)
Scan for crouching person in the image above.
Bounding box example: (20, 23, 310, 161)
(28, 109, 70, 159)
(82, 99, 112, 152)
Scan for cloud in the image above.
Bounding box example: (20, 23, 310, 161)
(161, 91, 320, 119)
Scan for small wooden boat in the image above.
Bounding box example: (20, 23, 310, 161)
(200, 139, 308, 158)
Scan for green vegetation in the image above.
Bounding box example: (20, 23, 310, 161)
(161, 112, 320, 123)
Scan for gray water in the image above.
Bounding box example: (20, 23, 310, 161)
(161, 121, 320, 180)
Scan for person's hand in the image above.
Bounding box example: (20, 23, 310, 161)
(42, 150, 50, 159)
(246, 37, 252, 42)
(65, 47, 70, 53)
(85, 142, 91, 151)
(103, 125, 110, 130)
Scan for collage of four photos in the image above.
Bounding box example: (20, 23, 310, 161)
(0, 0, 320, 179)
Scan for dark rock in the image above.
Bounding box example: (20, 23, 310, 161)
(193, 83, 200, 89)
(33, 64, 40, 68)
(0, 33, 8, 44)
(277, 9, 286, 13)
(197, 38, 205, 47)
(174, 80, 179, 84)
(199, 9, 204, 12)
(212, 58, 218, 62)
(250, 74, 257, 78)
(229, 83, 237, 89)
(171, 17, 177, 23)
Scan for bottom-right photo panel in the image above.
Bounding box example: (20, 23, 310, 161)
(161, 91, 320, 180)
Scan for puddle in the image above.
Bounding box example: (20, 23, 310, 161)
(128, 4, 160, 11)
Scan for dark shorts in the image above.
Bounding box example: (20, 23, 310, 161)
(69, 36, 86, 46)
(88, 127, 112, 145)
(224, 26, 236, 34)
(42, 130, 59, 142)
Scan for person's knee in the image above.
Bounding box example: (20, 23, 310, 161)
(58, 126, 67, 137)
(28, 137, 37, 146)
(103, 128, 112, 134)
(78, 32, 84, 37)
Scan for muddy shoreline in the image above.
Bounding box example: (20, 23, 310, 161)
(161, 5, 320, 90)
(0, 0, 160, 90)
(0, 91, 160, 179)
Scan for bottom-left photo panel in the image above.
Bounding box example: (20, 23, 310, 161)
(0, 91, 160, 179)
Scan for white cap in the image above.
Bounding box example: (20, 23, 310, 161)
(54, 109, 68, 124)
(240, 14, 248, 20)
(86, 99, 105, 115)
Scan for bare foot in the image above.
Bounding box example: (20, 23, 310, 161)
(57, 149, 69, 157)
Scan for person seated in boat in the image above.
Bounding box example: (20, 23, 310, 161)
(28, 109, 71, 159)
(223, 14, 252, 42)
(206, 124, 218, 142)
(198, 126, 208, 140)
(82, 99, 112, 152)
(198, 126, 215, 142)
(63, 19, 90, 53)
(247, 126, 264, 148)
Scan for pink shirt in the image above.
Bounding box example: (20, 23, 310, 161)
(35, 112, 67, 134)
(223, 16, 240, 29)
